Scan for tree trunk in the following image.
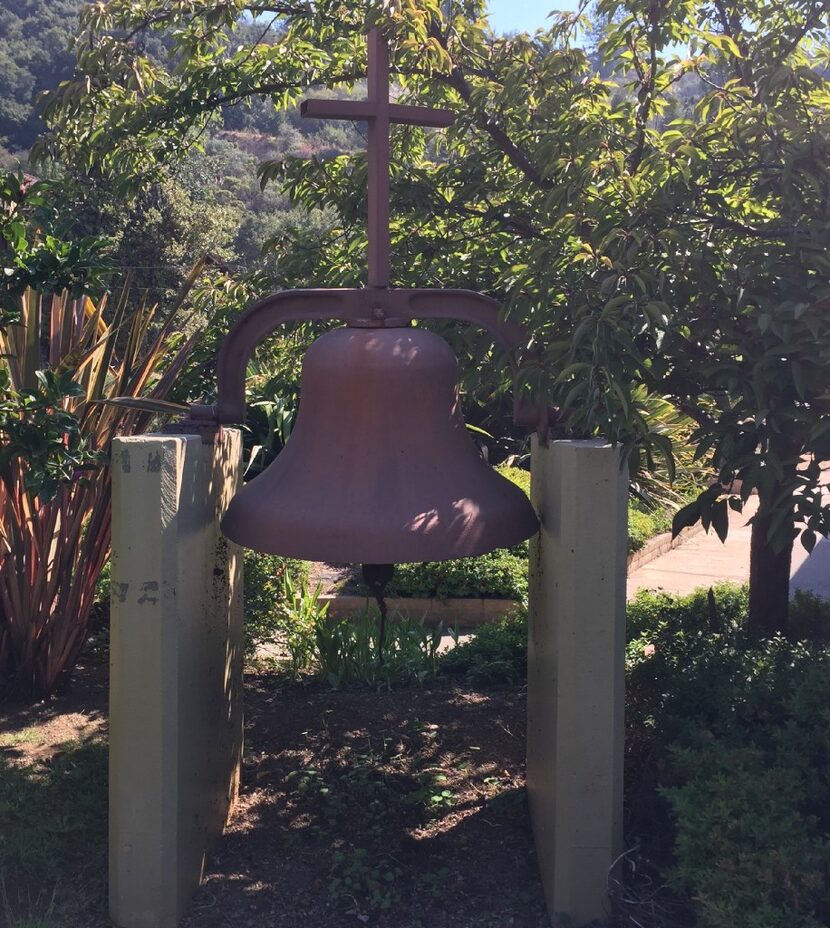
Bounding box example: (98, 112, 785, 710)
(747, 491, 794, 638)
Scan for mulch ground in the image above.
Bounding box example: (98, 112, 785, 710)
(0, 665, 550, 928)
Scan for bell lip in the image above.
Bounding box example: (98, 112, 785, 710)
(220, 503, 538, 565)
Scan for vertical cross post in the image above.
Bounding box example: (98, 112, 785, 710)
(301, 27, 454, 289)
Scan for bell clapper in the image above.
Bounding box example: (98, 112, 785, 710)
(361, 563, 395, 664)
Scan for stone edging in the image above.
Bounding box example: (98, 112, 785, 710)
(626, 523, 704, 573)
(320, 594, 521, 628)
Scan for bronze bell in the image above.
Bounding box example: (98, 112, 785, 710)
(220, 322, 538, 564)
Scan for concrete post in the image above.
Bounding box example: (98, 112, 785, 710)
(527, 439, 627, 926)
(109, 429, 243, 928)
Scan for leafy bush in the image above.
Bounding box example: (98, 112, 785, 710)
(439, 611, 528, 685)
(626, 586, 830, 928)
(243, 550, 308, 656)
(628, 502, 672, 553)
(0, 284, 198, 700)
(383, 548, 528, 601)
(626, 583, 749, 643)
(790, 591, 830, 645)
(665, 735, 830, 928)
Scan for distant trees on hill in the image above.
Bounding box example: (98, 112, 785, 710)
(0, 0, 80, 155)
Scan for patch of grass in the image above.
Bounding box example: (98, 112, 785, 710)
(1, 880, 57, 928)
(0, 740, 107, 875)
(0, 728, 39, 748)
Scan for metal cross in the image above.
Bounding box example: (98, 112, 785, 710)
(301, 27, 454, 289)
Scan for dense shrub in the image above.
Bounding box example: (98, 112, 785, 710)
(439, 611, 528, 685)
(626, 586, 830, 928)
(383, 548, 528, 600)
(665, 733, 830, 928)
(626, 583, 749, 643)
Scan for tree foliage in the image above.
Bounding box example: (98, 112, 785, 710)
(0, 0, 81, 153)
(37, 0, 830, 632)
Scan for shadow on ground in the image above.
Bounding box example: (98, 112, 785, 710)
(0, 669, 549, 928)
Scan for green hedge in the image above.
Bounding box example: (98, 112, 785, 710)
(439, 610, 528, 684)
(382, 546, 528, 601)
(628, 500, 672, 553)
(629, 586, 830, 928)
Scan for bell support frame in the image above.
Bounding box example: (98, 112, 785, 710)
(189, 287, 552, 439)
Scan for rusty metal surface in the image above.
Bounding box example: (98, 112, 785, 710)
(212, 288, 528, 425)
(301, 28, 454, 289)
(221, 326, 538, 563)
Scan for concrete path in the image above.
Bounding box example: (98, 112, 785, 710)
(628, 473, 830, 600)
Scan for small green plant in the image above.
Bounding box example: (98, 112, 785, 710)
(314, 609, 446, 688)
(408, 771, 457, 813)
(328, 847, 403, 912)
(275, 571, 328, 676)
(243, 551, 309, 657)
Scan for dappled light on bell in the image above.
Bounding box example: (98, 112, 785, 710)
(221, 325, 538, 565)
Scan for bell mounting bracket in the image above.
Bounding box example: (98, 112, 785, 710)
(186, 287, 552, 439)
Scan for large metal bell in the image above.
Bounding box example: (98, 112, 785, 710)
(221, 325, 538, 563)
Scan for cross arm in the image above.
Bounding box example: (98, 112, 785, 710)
(301, 98, 454, 128)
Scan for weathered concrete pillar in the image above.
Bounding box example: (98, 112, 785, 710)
(109, 429, 243, 928)
(527, 439, 627, 926)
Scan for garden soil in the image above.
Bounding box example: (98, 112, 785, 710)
(0, 662, 550, 928)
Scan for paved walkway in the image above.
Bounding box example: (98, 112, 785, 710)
(628, 474, 830, 600)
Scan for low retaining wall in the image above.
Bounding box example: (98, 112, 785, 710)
(626, 523, 703, 573)
(321, 593, 521, 628)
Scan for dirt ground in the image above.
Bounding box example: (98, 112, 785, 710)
(0, 665, 550, 928)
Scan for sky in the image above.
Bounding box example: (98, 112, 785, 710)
(486, 0, 580, 34)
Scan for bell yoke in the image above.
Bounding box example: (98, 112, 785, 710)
(189, 27, 540, 566)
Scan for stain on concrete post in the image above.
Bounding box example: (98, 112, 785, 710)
(527, 439, 627, 926)
(109, 430, 243, 928)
